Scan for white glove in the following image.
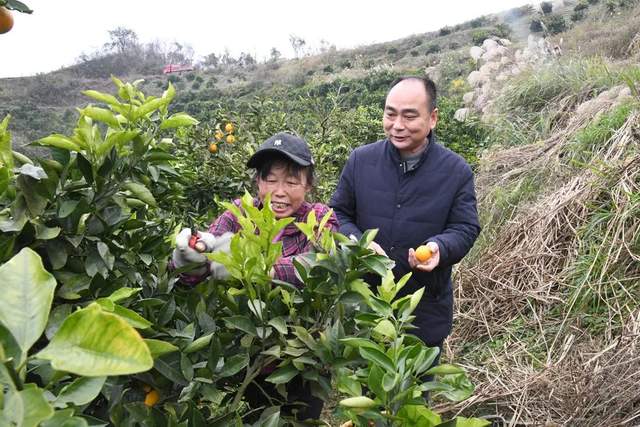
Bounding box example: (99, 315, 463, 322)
(172, 228, 233, 279)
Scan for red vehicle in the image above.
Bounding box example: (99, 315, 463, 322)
(162, 64, 194, 74)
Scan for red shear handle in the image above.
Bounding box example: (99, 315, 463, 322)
(189, 234, 207, 252)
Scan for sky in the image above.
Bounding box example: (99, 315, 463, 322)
(0, 0, 534, 78)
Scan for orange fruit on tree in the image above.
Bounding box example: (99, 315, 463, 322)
(226, 135, 236, 144)
(0, 7, 14, 34)
(215, 130, 224, 140)
(224, 122, 234, 133)
(208, 142, 218, 153)
(415, 245, 432, 263)
(144, 389, 160, 407)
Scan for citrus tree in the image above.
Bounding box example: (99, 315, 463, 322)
(0, 79, 487, 426)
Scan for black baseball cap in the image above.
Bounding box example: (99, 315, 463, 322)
(247, 132, 314, 168)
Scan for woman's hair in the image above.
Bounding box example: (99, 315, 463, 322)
(255, 152, 315, 187)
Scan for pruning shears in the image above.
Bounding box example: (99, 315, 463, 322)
(188, 220, 207, 253)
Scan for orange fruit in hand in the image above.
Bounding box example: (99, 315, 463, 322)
(415, 245, 432, 263)
(225, 122, 234, 133)
(208, 142, 218, 153)
(144, 389, 160, 407)
(226, 135, 235, 144)
(0, 7, 14, 34)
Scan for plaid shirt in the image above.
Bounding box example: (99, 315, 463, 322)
(210, 198, 338, 285)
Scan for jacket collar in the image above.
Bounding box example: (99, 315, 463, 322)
(386, 130, 437, 170)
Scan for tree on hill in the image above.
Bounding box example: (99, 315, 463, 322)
(104, 26, 139, 54)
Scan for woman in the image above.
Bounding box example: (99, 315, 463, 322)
(171, 132, 338, 421)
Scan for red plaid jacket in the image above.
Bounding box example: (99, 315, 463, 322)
(180, 198, 338, 286)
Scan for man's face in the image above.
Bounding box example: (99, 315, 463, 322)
(383, 79, 438, 156)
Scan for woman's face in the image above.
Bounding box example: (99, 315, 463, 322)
(256, 163, 311, 219)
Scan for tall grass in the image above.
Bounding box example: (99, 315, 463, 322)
(487, 58, 630, 147)
(564, 100, 636, 165)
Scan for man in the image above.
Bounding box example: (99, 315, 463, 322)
(330, 76, 480, 349)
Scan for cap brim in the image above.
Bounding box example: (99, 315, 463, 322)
(246, 148, 312, 168)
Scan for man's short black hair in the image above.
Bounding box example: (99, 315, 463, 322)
(255, 151, 315, 187)
(389, 75, 437, 112)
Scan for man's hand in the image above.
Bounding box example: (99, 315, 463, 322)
(408, 241, 440, 272)
(368, 241, 388, 257)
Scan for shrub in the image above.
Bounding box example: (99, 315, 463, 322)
(472, 29, 492, 45)
(439, 26, 452, 36)
(572, 10, 586, 21)
(191, 81, 201, 90)
(426, 43, 441, 54)
(574, 1, 589, 11)
(410, 50, 419, 57)
(470, 16, 489, 28)
(185, 72, 196, 81)
(387, 47, 398, 54)
(540, 1, 553, 13)
(494, 23, 512, 38)
(530, 18, 544, 32)
(323, 64, 334, 73)
(544, 14, 567, 34)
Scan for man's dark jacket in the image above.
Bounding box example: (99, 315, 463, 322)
(330, 133, 480, 346)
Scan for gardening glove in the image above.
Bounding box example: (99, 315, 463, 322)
(172, 228, 232, 279)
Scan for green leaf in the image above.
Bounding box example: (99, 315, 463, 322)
(134, 97, 166, 119)
(268, 317, 288, 335)
(408, 287, 425, 315)
(3, 384, 54, 427)
(373, 319, 396, 339)
(265, 364, 298, 384)
(82, 107, 120, 128)
(442, 416, 490, 427)
(368, 297, 393, 318)
(223, 316, 257, 336)
(36, 303, 153, 376)
(337, 374, 362, 397)
(123, 181, 157, 207)
(95, 300, 152, 329)
(338, 396, 377, 408)
(144, 339, 179, 358)
(41, 409, 90, 427)
(218, 353, 249, 378)
(293, 326, 317, 351)
(368, 364, 386, 399)
(159, 113, 199, 129)
(82, 90, 121, 107)
(58, 200, 80, 218)
(34, 222, 61, 240)
(184, 333, 213, 354)
(360, 346, 395, 373)
(0, 248, 56, 354)
(339, 338, 385, 354)
(53, 376, 106, 408)
(36, 135, 81, 152)
(382, 372, 399, 392)
(397, 405, 441, 426)
(424, 364, 464, 376)
(107, 287, 141, 303)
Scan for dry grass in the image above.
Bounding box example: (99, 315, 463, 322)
(447, 92, 640, 425)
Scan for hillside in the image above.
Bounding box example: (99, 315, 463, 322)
(0, 2, 538, 149)
(2, 0, 640, 424)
